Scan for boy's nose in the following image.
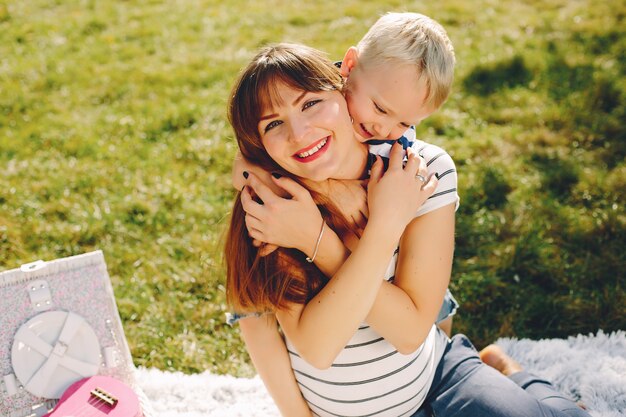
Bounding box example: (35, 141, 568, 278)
(388, 126, 405, 140)
(375, 121, 393, 139)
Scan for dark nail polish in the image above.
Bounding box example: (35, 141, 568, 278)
(271, 172, 282, 179)
(243, 171, 249, 179)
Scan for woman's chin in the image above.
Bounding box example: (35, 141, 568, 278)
(291, 155, 337, 182)
(297, 168, 333, 183)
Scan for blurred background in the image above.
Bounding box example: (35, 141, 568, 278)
(0, 0, 624, 376)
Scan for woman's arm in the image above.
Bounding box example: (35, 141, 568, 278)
(275, 202, 454, 354)
(241, 172, 351, 277)
(249, 195, 453, 354)
(245, 144, 437, 368)
(240, 150, 456, 356)
(241, 171, 455, 355)
(360, 143, 458, 350)
(364, 203, 455, 352)
(239, 315, 312, 417)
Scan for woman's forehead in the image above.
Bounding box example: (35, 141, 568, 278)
(258, 78, 304, 114)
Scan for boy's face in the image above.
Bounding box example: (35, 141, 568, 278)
(341, 47, 437, 141)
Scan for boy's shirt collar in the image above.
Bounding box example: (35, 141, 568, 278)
(335, 57, 418, 165)
(365, 132, 417, 176)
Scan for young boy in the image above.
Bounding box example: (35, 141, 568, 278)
(230, 13, 457, 416)
(339, 12, 455, 144)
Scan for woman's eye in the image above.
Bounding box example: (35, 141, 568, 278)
(264, 120, 282, 132)
(374, 102, 387, 114)
(303, 99, 321, 110)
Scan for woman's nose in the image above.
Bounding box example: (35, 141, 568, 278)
(288, 119, 310, 143)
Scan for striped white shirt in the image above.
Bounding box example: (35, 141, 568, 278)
(285, 135, 459, 417)
(367, 128, 460, 217)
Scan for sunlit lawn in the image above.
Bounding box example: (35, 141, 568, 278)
(1, 0, 624, 375)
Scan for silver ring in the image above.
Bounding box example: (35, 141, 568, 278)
(415, 174, 426, 183)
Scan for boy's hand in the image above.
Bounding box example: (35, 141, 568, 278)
(367, 143, 438, 237)
(327, 179, 369, 233)
(241, 172, 324, 257)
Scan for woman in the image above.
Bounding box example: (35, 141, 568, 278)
(224, 43, 590, 417)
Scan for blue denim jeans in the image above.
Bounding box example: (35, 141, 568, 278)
(411, 334, 591, 417)
(436, 289, 458, 323)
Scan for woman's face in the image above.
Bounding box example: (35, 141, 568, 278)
(257, 82, 365, 182)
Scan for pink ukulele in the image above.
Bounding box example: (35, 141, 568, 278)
(43, 375, 142, 417)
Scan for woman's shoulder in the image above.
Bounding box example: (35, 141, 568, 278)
(363, 137, 459, 216)
(411, 139, 452, 163)
(410, 139, 459, 216)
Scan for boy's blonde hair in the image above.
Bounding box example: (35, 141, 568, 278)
(357, 12, 455, 109)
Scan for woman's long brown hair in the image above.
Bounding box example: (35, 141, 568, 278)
(225, 43, 355, 313)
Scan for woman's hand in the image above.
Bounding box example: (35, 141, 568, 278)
(241, 172, 324, 257)
(367, 143, 438, 237)
(232, 151, 289, 197)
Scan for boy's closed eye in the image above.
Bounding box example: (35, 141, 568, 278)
(373, 102, 412, 128)
(374, 101, 386, 114)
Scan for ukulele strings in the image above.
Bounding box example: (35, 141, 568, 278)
(68, 392, 111, 417)
(69, 395, 107, 417)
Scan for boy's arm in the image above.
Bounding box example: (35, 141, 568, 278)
(239, 315, 312, 417)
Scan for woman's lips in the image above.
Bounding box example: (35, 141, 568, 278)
(292, 136, 330, 163)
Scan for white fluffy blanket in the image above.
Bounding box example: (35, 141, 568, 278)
(136, 330, 626, 417)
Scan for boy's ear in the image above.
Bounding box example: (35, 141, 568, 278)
(340, 46, 359, 78)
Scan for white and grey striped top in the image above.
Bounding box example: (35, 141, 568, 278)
(285, 136, 459, 417)
(367, 129, 459, 217)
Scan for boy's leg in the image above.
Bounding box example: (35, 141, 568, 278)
(509, 372, 589, 416)
(481, 344, 589, 416)
(436, 316, 452, 337)
(435, 289, 458, 337)
(412, 334, 592, 417)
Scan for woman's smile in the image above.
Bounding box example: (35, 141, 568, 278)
(293, 136, 331, 163)
(257, 81, 368, 181)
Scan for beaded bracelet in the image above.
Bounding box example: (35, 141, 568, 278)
(306, 220, 326, 263)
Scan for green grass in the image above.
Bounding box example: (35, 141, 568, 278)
(1, 0, 624, 376)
